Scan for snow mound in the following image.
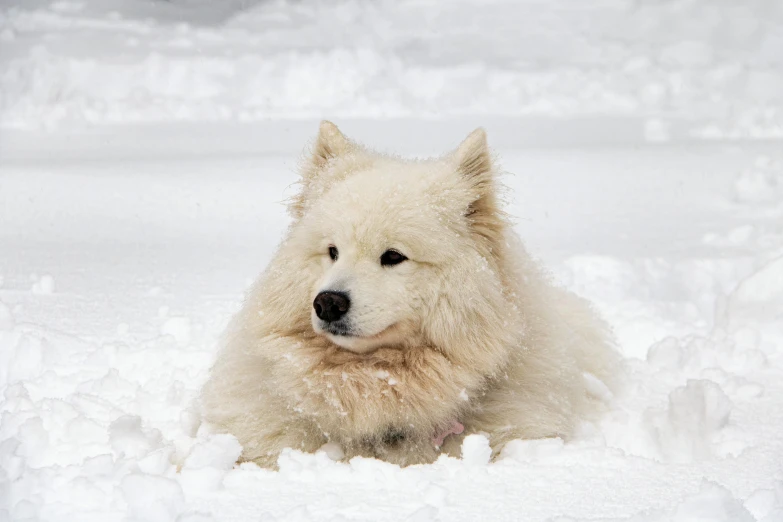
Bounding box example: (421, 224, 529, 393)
(1, 0, 782, 136)
(729, 256, 783, 316)
(723, 256, 783, 354)
(744, 483, 783, 521)
(30, 274, 55, 295)
(109, 415, 164, 460)
(644, 380, 735, 462)
(460, 434, 492, 466)
(734, 156, 783, 205)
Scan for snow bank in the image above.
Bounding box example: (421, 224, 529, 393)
(1, 0, 782, 136)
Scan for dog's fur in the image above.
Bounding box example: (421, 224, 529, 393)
(201, 122, 619, 467)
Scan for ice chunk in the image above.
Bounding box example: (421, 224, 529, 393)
(109, 415, 162, 459)
(645, 380, 732, 462)
(461, 434, 491, 466)
(318, 442, 345, 462)
(183, 434, 242, 471)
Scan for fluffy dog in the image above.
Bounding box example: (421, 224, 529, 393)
(201, 122, 619, 467)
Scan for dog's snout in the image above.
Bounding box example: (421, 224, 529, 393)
(313, 291, 350, 323)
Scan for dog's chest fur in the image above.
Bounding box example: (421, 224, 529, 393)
(272, 340, 484, 445)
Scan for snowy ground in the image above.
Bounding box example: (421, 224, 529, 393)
(2, 1, 783, 522)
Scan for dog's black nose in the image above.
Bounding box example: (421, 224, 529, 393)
(313, 291, 350, 323)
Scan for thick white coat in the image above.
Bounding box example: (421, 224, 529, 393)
(201, 122, 620, 467)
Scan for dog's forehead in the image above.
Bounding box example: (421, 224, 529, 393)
(328, 159, 453, 207)
(314, 158, 463, 249)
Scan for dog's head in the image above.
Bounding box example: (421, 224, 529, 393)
(287, 122, 512, 356)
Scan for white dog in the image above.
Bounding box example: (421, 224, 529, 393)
(201, 122, 619, 467)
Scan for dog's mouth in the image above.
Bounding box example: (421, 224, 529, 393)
(315, 321, 400, 353)
(323, 323, 356, 337)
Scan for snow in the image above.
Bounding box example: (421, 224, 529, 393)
(734, 156, 783, 204)
(1, 0, 783, 521)
(458, 435, 492, 467)
(2, 0, 783, 138)
(29, 275, 55, 295)
(160, 316, 192, 347)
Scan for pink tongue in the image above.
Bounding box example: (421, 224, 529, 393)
(433, 420, 465, 447)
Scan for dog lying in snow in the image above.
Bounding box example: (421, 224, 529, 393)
(201, 121, 619, 467)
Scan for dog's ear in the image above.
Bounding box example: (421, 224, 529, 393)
(310, 120, 350, 170)
(453, 128, 504, 248)
(290, 121, 352, 219)
(455, 128, 494, 210)
(455, 128, 492, 186)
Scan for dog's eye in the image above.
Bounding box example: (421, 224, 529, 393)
(328, 246, 339, 261)
(380, 249, 407, 266)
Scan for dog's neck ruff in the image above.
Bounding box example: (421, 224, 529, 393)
(432, 420, 465, 448)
